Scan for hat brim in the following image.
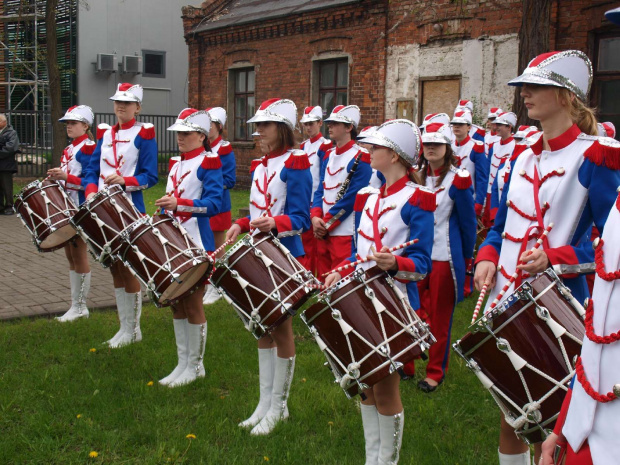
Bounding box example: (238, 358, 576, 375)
(421, 134, 450, 144)
(247, 113, 291, 127)
(167, 122, 206, 133)
(450, 118, 471, 125)
(300, 115, 321, 123)
(507, 74, 563, 90)
(324, 116, 356, 127)
(59, 115, 90, 124)
(109, 95, 141, 103)
(359, 134, 388, 148)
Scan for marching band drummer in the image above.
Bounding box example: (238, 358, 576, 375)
(202, 107, 236, 305)
(474, 51, 620, 465)
(83, 83, 159, 348)
(225, 98, 312, 436)
(47, 105, 97, 322)
(155, 109, 223, 387)
(324, 119, 435, 465)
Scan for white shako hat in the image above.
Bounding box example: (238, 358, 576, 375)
(508, 50, 593, 101)
(109, 83, 143, 103)
(455, 99, 474, 113)
(206, 107, 227, 126)
(421, 112, 450, 129)
(324, 104, 361, 128)
(598, 121, 616, 139)
(494, 111, 517, 128)
(357, 125, 377, 141)
(487, 107, 504, 119)
(605, 7, 620, 25)
(451, 110, 473, 125)
(247, 98, 297, 130)
(421, 122, 452, 145)
(361, 119, 422, 167)
(300, 105, 324, 123)
(514, 125, 538, 140)
(167, 108, 211, 134)
(59, 105, 94, 125)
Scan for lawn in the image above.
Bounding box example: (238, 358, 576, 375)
(3, 178, 502, 464)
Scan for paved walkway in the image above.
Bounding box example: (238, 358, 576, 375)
(0, 213, 116, 320)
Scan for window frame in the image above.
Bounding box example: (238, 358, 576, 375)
(142, 50, 166, 79)
(229, 67, 256, 142)
(317, 58, 349, 117)
(591, 32, 620, 131)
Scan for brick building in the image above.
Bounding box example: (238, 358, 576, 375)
(182, 0, 620, 188)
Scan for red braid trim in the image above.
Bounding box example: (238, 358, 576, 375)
(595, 238, 620, 281)
(575, 357, 617, 403)
(583, 139, 620, 169)
(585, 299, 620, 344)
(408, 188, 436, 212)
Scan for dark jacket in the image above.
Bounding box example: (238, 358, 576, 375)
(0, 124, 20, 173)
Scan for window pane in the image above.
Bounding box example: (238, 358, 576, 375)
(337, 61, 348, 87)
(247, 96, 255, 118)
(320, 92, 334, 114)
(598, 79, 620, 115)
(598, 38, 620, 72)
(336, 91, 348, 106)
(320, 62, 336, 88)
(144, 53, 164, 76)
(235, 96, 246, 120)
(247, 70, 255, 92)
(235, 71, 246, 93)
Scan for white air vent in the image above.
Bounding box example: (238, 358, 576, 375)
(96, 53, 117, 73)
(122, 55, 142, 74)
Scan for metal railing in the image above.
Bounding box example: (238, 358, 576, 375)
(1, 109, 177, 177)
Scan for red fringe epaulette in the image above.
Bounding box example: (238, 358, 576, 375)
(453, 170, 472, 190)
(510, 143, 528, 162)
(360, 150, 371, 164)
(583, 139, 620, 170)
(250, 159, 262, 173)
(80, 141, 96, 155)
(96, 124, 110, 140)
(476, 127, 486, 138)
(320, 141, 333, 153)
(409, 187, 437, 212)
(472, 141, 485, 153)
(201, 155, 222, 170)
(354, 192, 371, 212)
(138, 124, 155, 140)
(218, 142, 232, 156)
(284, 152, 311, 170)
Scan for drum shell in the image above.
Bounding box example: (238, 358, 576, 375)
(119, 214, 213, 307)
(454, 271, 585, 443)
(14, 180, 77, 252)
(303, 266, 432, 397)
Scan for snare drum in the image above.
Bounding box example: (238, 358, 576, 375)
(14, 179, 78, 252)
(453, 269, 585, 444)
(301, 266, 435, 398)
(210, 233, 317, 339)
(71, 185, 142, 267)
(117, 214, 213, 307)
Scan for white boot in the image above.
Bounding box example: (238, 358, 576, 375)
(239, 348, 276, 428)
(250, 355, 295, 436)
(57, 271, 91, 322)
(361, 404, 380, 465)
(378, 411, 404, 465)
(109, 291, 142, 348)
(168, 322, 207, 387)
(159, 319, 189, 386)
(202, 284, 222, 305)
(498, 449, 531, 465)
(104, 288, 127, 345)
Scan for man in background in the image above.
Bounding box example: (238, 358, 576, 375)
(0, 114, 20, 215)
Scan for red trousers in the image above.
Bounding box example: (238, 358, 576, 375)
(298, 229, 317, 274)
(416, 261, 457, 383)
(564, 441, 593, 465)
(315, 234, 354, 281)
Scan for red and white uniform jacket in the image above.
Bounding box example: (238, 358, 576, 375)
(562, 192, 620, 464)
(452, 135, 489, 212)
(311, 140, 372, 237)
(165, 148, 223, 251)
(300, 134, 332, 202)
(210, 136, 236, 214)
(60, 133, 96, 206)
(485, 131, 501, 157)
(487, 136, 516, 194)
(477, 125, 620, 311)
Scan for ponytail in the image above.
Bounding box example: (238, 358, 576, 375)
(557, 88, 598, 136)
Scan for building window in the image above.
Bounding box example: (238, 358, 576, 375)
(231, 68, 255, 141)
(593, 34, 620, 133)
(143, 50, 166, 78)
(318, 59, 348, 118)
(418, 77, 461, 124)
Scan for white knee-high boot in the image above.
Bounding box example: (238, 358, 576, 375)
(239, 347, 276, 428)
(498, 450, 531, 465)
(168, 322, 207, 387)
(109, 291, 142, 348)
(159, 319, 189, 386)
(361, 404, 380, 465)
(105, 288, 127, 345)
(57, 271, 91, 322)
(250, 355, 295, 436)
(378, 411, 404, 465)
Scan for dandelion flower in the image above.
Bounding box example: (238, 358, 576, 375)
(89, 451, 98, 458)
(147, 381, 154, 386)
(186, 433, 196, 439)
(220, 395, 226, 399)
(89, 348, 96, 353)
(302, 378, 307, 382)
(264, 457, 269, 462)
(76, 414, 82, 419)
(328, 421, 334, 426)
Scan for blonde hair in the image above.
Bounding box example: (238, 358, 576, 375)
(556, 88, 598, 136)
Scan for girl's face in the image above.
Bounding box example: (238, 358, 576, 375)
(208, 122, 220, 142)
(113, 100, 139, 123)
(65, 121, 88, 139)
(520, 83, 568, 122)
(303, 121, 322, 139)
(423, 142, 447, 166)
(451, 123, 469, 140)
(256, 122, 278, 153)
(176, 131, 205, 154)
(369, 145, 397, 173)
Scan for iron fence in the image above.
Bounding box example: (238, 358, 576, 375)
(1, 110, 177, 178)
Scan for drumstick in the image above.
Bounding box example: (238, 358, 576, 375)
(209, 237, 235, 259)
(321, 239, 419, 277)
(488, 223, 554, 310)
(470, 282, 489, 325)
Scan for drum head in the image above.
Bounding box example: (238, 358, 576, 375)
(39, 224, 77, 250)
(159, 262, 211, 303)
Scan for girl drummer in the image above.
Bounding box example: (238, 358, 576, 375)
(474, 51, 620, 465)
(47, 105, 97, 322)
(405, 123, 476, 393)
(154, 108, 223, 387)
(225, 98, 312, 436)
(325, 119, 435, 464)
(83, 83, 158, 348)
